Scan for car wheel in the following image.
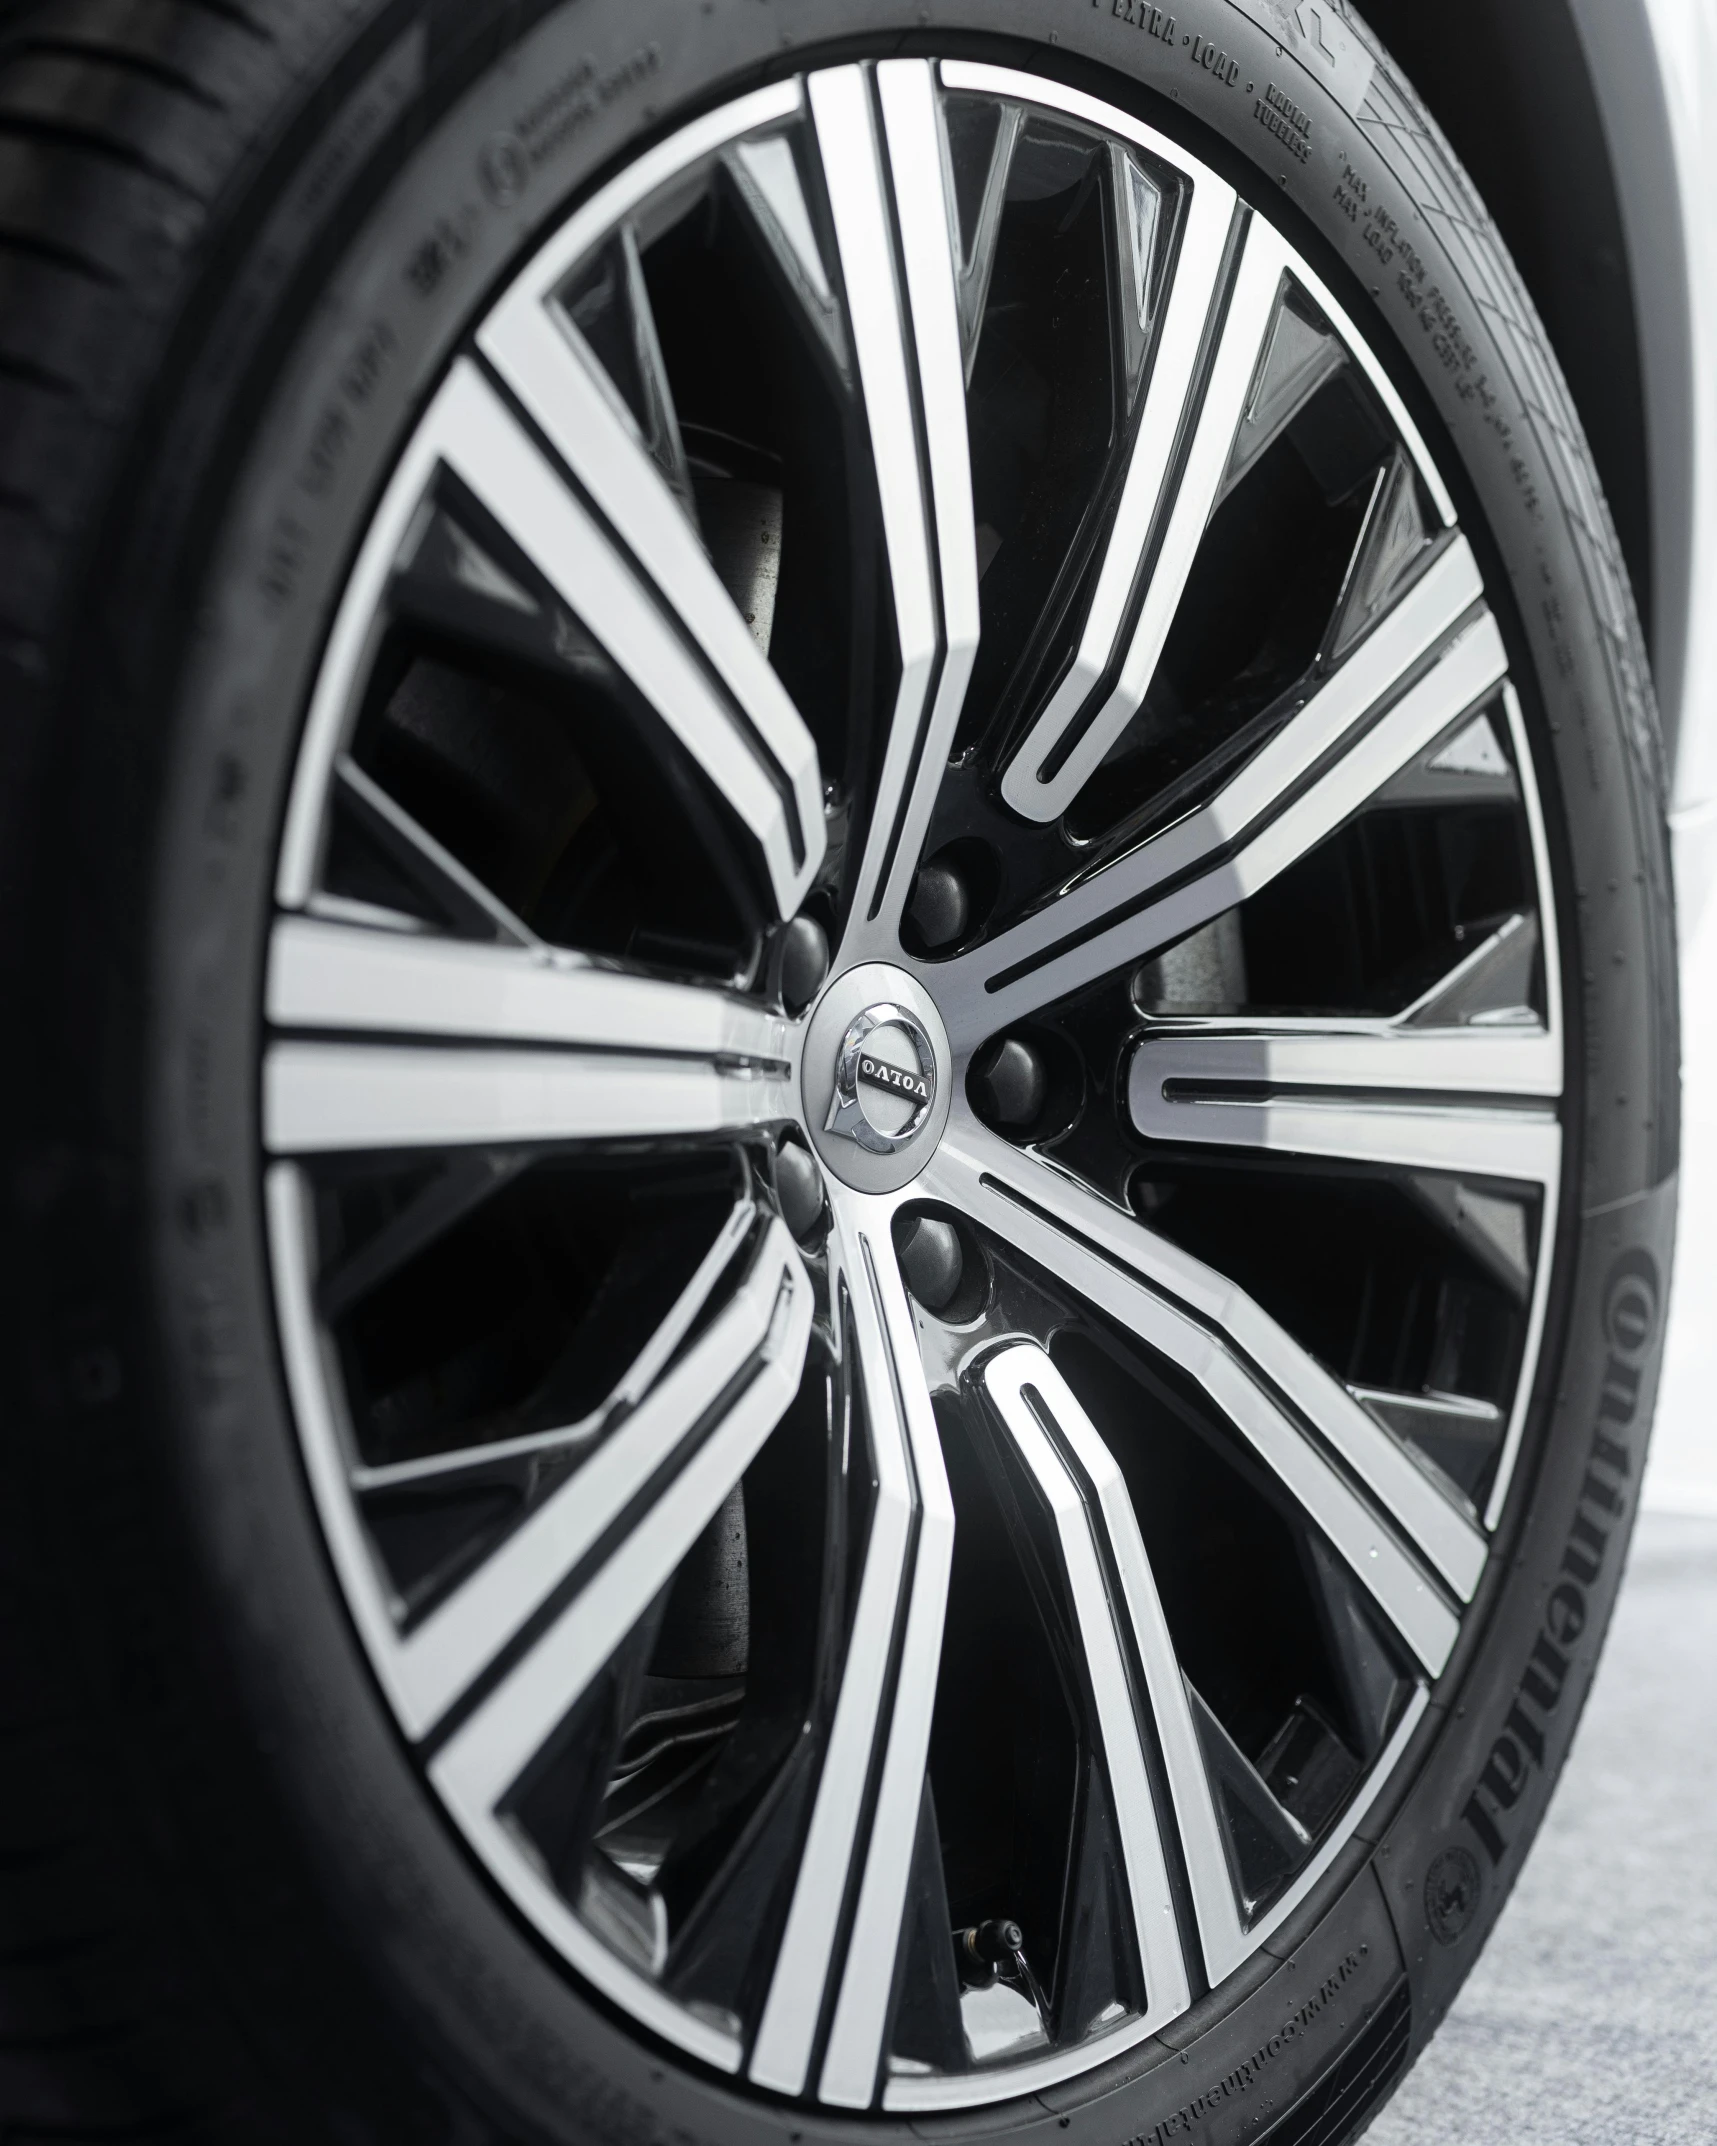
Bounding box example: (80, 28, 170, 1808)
(0, 2, 1678, 2141)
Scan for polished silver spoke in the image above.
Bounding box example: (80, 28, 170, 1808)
(477, 241, 825, 915)
(271, 1173, 810, 1737)
(412, 1227, 810, 2072)
(1000, 1347, 1244, 1982)
(1128, 1020, 1563, 1183)
(807, 66, 961, 959)
(751, 1195, 955, 2106)
(988, 1347, 1246, 1990)
(268, 914, 789, 1064)
(264, 913, 793, 1155)
(989, 534, 1480, 979)
(748, 1201, 918, 2097)
(263, 1041, 792, 1155)
(421, 1225, 804, 1750)
(845, 57, 981, 951)
(922, 1125, 1464, 1662)
(282, 360, 817, 925)
(940, 605, 1507, 1045)
(998, 191, 1261, 824)
(937, 62, 1459, 530)
(981, 1346, 1193, 2026)
(932, 1118, 1487, 1598)
(817, 1206, 956, 2108)
(392, 1219, 806, 1738)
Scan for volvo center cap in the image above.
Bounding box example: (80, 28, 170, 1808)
(828, 1005, 935, 1152)
(801, 964, 953, 1194)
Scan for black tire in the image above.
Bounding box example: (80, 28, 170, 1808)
(0, 2, 1678, 2142)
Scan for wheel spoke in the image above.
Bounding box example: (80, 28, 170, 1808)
(264, 913, 793, 1154)
(1128, 1021, 1562, 1182)
(808, 65, 975, 958)
(997, 180, 1248, 823)
(477, 255, 825, 912)
(935, 1119, 1487, 1597)
(922, 1127, 1464, 1662)
(329, 756, 538, 946)
(987, 1346, 1247, 1988)
(938, 63, 1460, 537)
(750, 1196, 955, 2105)
(725, 129, 850, 372)
(410, 1220, 811, 1756)
(948, 98, 1021, 375)
(263, 1041, 792, 1156)
(851, 58, 981, 949)
(270, 1165, 810, 1735)
(939, 600, 1506, 1045)
(348, 1195, 759, 1490)
(979, 1345, 1193, 2025)
(282, 361, 817, 924)
(268, 914, 789, 1063)
(817, 1206, 956, 2107)
(1398, 910, 1540, 1028)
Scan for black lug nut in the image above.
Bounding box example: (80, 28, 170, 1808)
(906, 859, 970, 951)
(775, 1139, 827, 1244)
(972, 1035, 1048, 1130)
(776, 915, 830, 1016)
(897, 1214, 964, 1313)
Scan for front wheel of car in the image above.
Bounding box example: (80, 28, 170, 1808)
(0, 2, 1679, 2141)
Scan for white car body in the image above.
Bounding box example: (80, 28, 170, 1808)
(1640, 0, 1717, 930)
(1590, 0, 1717, 926)
(1368, 0, 1717, 931)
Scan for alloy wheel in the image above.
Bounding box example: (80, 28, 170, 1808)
(263, 56, 1563, 2114)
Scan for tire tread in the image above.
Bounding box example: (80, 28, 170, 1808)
(0, 10, 377, 2131)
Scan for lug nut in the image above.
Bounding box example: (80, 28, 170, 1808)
(897, 1215, 964, 1314)
(971, 1036, 1048, 1130)
(906, 859, 970, 951)
(776, 915, 830, 1015)
(775, 1139, 827, 1244)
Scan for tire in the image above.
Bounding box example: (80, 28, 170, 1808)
(0, 2, 1678, 2142)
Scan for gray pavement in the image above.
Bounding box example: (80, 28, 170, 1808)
(1366, 1513, 1717, 2145)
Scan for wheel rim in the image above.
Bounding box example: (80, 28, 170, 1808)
(261, 54, 1564, 2113)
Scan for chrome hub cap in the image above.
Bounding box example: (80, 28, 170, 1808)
(804, 964, 950, 1190)
(262, 52, 1565, 2116)
(835, 1014, 933, 1143)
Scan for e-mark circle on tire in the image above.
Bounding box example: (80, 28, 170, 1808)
(0, 2, 1679, 2141)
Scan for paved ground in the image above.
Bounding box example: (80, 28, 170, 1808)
(1366, 1513, 1717, 2145)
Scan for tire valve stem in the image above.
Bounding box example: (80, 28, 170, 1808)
(955, 1920, 1048, 2016)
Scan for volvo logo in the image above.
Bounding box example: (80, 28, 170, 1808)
(857, 1055, 930, 1104)
(826, 1004, 938, 1155)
